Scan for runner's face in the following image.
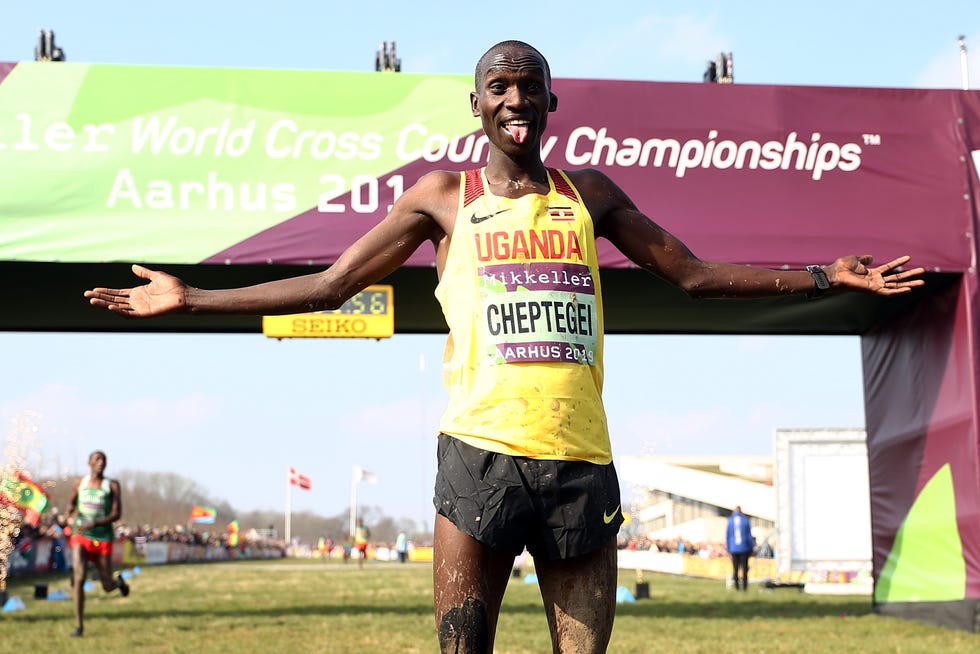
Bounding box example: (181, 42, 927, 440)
(472, 47, 555, 153)
(89, 452, 106, 475)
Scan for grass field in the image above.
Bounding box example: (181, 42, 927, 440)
(1, 559, 977, 653)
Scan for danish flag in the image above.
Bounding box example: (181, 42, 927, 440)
(289, 467, 312, 490)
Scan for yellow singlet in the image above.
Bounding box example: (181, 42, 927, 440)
(434, 168, 611, 463)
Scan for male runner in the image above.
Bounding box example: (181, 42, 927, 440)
(354, 518, 370, 568)
(84, 41, 924, 653)
(66, 450, 129, 637)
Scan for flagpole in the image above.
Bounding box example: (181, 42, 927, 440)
(285, 468, 292, 548)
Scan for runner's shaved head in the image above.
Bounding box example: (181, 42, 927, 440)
(474, 40, 552, 89)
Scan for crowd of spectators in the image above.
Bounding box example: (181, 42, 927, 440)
(116, 522, 246, 548)
(618, 534, 727, 558)
(12, 508, 429, 559)
(617, 533, 774, 558)
(8, 508, 286, 574)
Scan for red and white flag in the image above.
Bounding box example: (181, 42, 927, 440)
(289, 467, 312, 490)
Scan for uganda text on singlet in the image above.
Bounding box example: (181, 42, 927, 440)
(435, 168, 611, 463)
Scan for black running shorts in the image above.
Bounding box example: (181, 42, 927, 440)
(433, 433, 624, 561)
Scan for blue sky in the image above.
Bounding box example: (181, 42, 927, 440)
(1, 1, 976, 529)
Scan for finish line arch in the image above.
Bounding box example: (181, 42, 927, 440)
(1, 61, 978, 630)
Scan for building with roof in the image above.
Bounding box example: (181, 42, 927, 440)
(617, 454, 776, 547)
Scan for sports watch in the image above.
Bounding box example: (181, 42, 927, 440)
(806, 265, 830, 297)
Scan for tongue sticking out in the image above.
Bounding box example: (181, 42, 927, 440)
(506, 123, 529, 144)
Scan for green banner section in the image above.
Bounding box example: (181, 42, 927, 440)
(875, 464, 966, 602)
(0, 62, 475, 263)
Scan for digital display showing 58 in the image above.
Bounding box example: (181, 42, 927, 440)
(262, 285, 394, 339)
(323, 289, 389, 315)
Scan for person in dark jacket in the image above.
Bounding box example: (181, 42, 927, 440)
(726, 505, 755, 591)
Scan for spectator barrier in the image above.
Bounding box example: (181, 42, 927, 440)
(5, 535, 283, 577)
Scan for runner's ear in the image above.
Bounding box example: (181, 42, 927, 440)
(549, 92, 558, 112)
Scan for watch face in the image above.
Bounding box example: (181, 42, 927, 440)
(807, 266, 830, 290)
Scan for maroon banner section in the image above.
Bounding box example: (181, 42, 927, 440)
(864, 274, 980, 600)
(206, 157, 458, 266)
(209, 79, 980, 273)
(0, 62, 15, 86)
(546, 79, 979, 272)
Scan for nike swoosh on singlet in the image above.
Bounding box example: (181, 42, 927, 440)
(603, 505, 621, 524)
(470, 208, 512, 223)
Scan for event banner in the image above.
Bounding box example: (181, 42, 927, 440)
(1, 61, 978, 272)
